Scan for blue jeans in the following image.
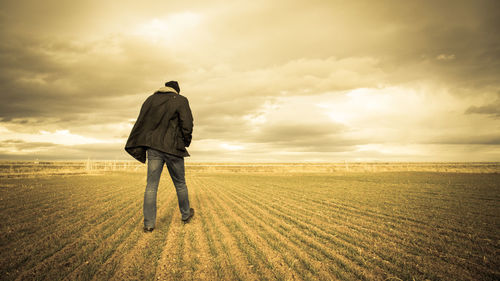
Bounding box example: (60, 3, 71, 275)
(144, 148, 191, 228)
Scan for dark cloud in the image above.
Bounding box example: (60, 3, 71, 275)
(0, 0, 499, 161)
(0, 139, 58, 151)
(425, 134, 500, 145)
(0, 141, 129, 160)
(204, 0, 500, 91)
(465, 99, 500, 118)
(0, 33, 184, 124)
(253, 122, 346, 142)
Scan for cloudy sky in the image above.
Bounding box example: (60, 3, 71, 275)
(1, 0, 499, 162)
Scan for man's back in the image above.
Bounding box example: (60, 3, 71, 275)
(125, 86, 193, 163)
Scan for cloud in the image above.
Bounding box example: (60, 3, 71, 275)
(464, 98, 500, 118)
(0, 0, 499, 161)
(0, 33, 185, 122)
(0, 138, 129, 160)
(425, 134, 500, 145)
(436, 54, 456, 61)
(0, 139, 58, 153)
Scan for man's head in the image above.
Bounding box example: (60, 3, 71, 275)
(165, 81, 180, 93)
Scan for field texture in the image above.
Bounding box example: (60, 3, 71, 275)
(0, 171, 499, 280)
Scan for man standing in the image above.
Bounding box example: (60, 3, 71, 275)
(125, 81, 194, 232)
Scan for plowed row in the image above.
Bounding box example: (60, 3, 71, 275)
(1, 171, 499, 280)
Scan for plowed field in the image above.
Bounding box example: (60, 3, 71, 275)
(1, 171, 499, 280)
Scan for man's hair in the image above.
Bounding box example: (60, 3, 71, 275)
(165, 81, 180, 93)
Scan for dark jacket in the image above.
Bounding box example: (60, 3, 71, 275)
(125, 87, 193, 163)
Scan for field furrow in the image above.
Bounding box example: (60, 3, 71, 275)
(201, 177, 406, 277)
(63, 186, 175, 281)
(0, 178, 131, 247)
(201, 177, 355, 280)
(200, 175, 491, 280)
(1, 184, 143, 278)
(227, 175, 493, 266)
(183, 178, 226, 280)
(0, 183, 139, 251)
(259, 178, 497, 278)
(204, 176, 381, 280)
(108, 186, 177, 281)
(192, 179, 261, 281)
(200, 179, 306, 281)
(14, 198, 143, 281)
(183, 178, 218, 280)
(1, 171, 498, 281)
(153, 207, 186, 280)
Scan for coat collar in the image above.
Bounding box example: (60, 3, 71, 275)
(156, 86, 179, 94)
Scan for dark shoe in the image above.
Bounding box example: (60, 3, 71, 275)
(143, 227, 154, 233)
(182, 208, 195, 224)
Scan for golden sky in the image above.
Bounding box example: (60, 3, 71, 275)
(0, 0, 499, 161)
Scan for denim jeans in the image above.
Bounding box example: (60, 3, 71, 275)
(144, 148, 191, 228)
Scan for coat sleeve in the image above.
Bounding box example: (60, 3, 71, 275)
(178, 97, 194, 147)
(124, 96, 152, 163)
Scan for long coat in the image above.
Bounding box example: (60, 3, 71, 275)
(124, 88, 193, 163)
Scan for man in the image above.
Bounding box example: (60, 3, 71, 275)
(125, 80, 194, 233)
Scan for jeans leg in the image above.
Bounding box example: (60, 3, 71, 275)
(144, 153, 164, 228)
(165, 154, 190, 220)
